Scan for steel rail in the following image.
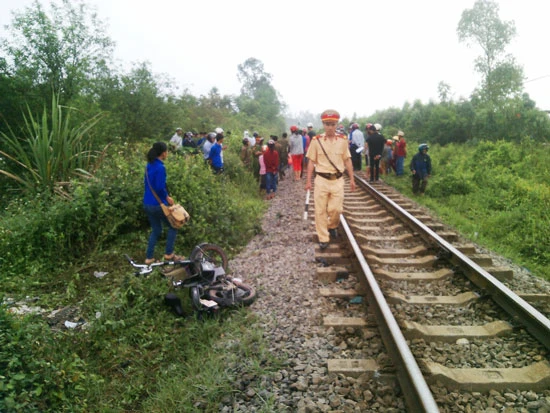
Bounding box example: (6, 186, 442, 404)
(340, 175, 441, 411)
(355, 174, 550, 351)
(339, 215, 440, 412)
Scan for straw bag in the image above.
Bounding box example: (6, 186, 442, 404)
(160, 203, 189, 229)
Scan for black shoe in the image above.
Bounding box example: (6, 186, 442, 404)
(319, 242, 329, 250)
(329, 228, 338, 239)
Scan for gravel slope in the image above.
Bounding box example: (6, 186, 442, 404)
(225, 176, 405, 412)
(223, 174, 550, 412)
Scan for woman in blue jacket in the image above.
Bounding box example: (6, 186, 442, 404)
(143, 142, 182, 264)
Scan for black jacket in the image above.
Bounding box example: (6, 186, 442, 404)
(367, 132, 386, 158)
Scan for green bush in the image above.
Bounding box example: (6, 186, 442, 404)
(0, 306, 96, 412)
(429, 173, 473, 197)
(0, 141, 264, 286)
(385, 139, 550, 280)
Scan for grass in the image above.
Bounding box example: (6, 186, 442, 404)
(382, 141, 550, 281)
(2, 137, 548, 411)
(1, 233, 284, 412)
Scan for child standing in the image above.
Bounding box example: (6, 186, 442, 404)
(381, 139, 393, 175)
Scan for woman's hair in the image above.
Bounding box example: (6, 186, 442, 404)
(147, 142, 168, 163)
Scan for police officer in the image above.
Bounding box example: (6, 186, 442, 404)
(305, 109, 356, 250)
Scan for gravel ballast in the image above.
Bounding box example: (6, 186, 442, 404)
(224, 175, 550, 413)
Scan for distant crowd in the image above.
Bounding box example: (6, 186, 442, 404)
(147, 113, 431, 260)
(165, 120, 430, 198)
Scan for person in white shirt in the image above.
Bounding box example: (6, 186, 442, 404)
(202, 132, 216, 162)
(169, 128, 183, 150)
(244, 130, 255, 147)
(349, 123, 365, 171)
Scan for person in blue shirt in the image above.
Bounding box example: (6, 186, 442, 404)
(208, 134, 225, 174)
(410, 143, 432, 195)
(143, 142, 183, 264)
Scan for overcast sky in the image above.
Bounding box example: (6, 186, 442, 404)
(2, 0, 549, 119)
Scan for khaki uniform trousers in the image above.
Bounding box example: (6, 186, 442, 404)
(314, 175, 344, 243)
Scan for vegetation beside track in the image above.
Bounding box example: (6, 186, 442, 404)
(0, 139, 279, 412)
(1, 1, 549, 409)
(384, 138, 550, 281)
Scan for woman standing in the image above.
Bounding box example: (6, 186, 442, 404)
(263, 139, 280, 199)
(289, 126, 304, 181)
(143, 142, 183, 264)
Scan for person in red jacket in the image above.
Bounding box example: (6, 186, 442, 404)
(263, 139, 280, 199)
(394, 131, 407, 176)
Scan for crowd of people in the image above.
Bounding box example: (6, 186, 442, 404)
(143, 115, 431, 259)
(164, 118, 431, 200)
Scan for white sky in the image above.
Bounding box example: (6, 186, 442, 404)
(2, 0, 550, 119)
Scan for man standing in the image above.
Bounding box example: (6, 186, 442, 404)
(208, 134, 225, 174)
(169, 128, 183, 151)
(394, 130, 407, 176)
(277, 133, 289, 180)
(182, 131, 197, 148)
(307, 122, 316, 140)
(366, 124, 386, 182)
(348, 123, 365, 171)
(202, 132, 216, 163)
(305, 109, 356, 250)
(410, 143, 432, 195)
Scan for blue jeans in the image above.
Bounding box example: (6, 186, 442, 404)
(396, 156, 405, 176)
(266, 172, 278, 194)
(144, 204, 178, 259)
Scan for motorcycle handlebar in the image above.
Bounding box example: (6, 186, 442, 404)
(124, 254, 191, 276)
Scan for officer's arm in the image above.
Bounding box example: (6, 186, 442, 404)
(344, 158, 356, 191)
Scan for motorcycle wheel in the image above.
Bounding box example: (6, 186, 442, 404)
(189, 243, 228, 271)
(189, 286, 202, 312)
(207, 277, 257, 307)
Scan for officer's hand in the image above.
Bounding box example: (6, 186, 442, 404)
(350, 181, 356, 192)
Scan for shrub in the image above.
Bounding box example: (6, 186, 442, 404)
(429, 173, 473, 198)
(0, 141, 264, 286)
(0, 306, 96, 412)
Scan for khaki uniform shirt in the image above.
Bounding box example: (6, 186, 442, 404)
(306, 133, 351, 174)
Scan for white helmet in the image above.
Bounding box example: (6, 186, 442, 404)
(215, 127, 224, 134)
(374, 123, 382, 132)
(307, 122, 313, 128)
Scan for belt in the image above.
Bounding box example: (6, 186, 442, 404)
(316, 172, 342, 180)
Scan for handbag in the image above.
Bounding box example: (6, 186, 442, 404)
(160, 203, 189, 229)
(145, 168, 190, 229)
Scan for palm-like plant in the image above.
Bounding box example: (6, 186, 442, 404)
(0, 94, 104, 198)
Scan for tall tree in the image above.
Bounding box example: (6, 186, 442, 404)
(457, 0, 523, 103)
(235, 57, 284, 126)
(237, 58, 273, 98)
(437, 81, 453, 103)
(1, 0, 114, 104)
(116, 62, 175, 139)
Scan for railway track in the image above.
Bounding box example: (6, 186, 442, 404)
(310, 173, 550, 412)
